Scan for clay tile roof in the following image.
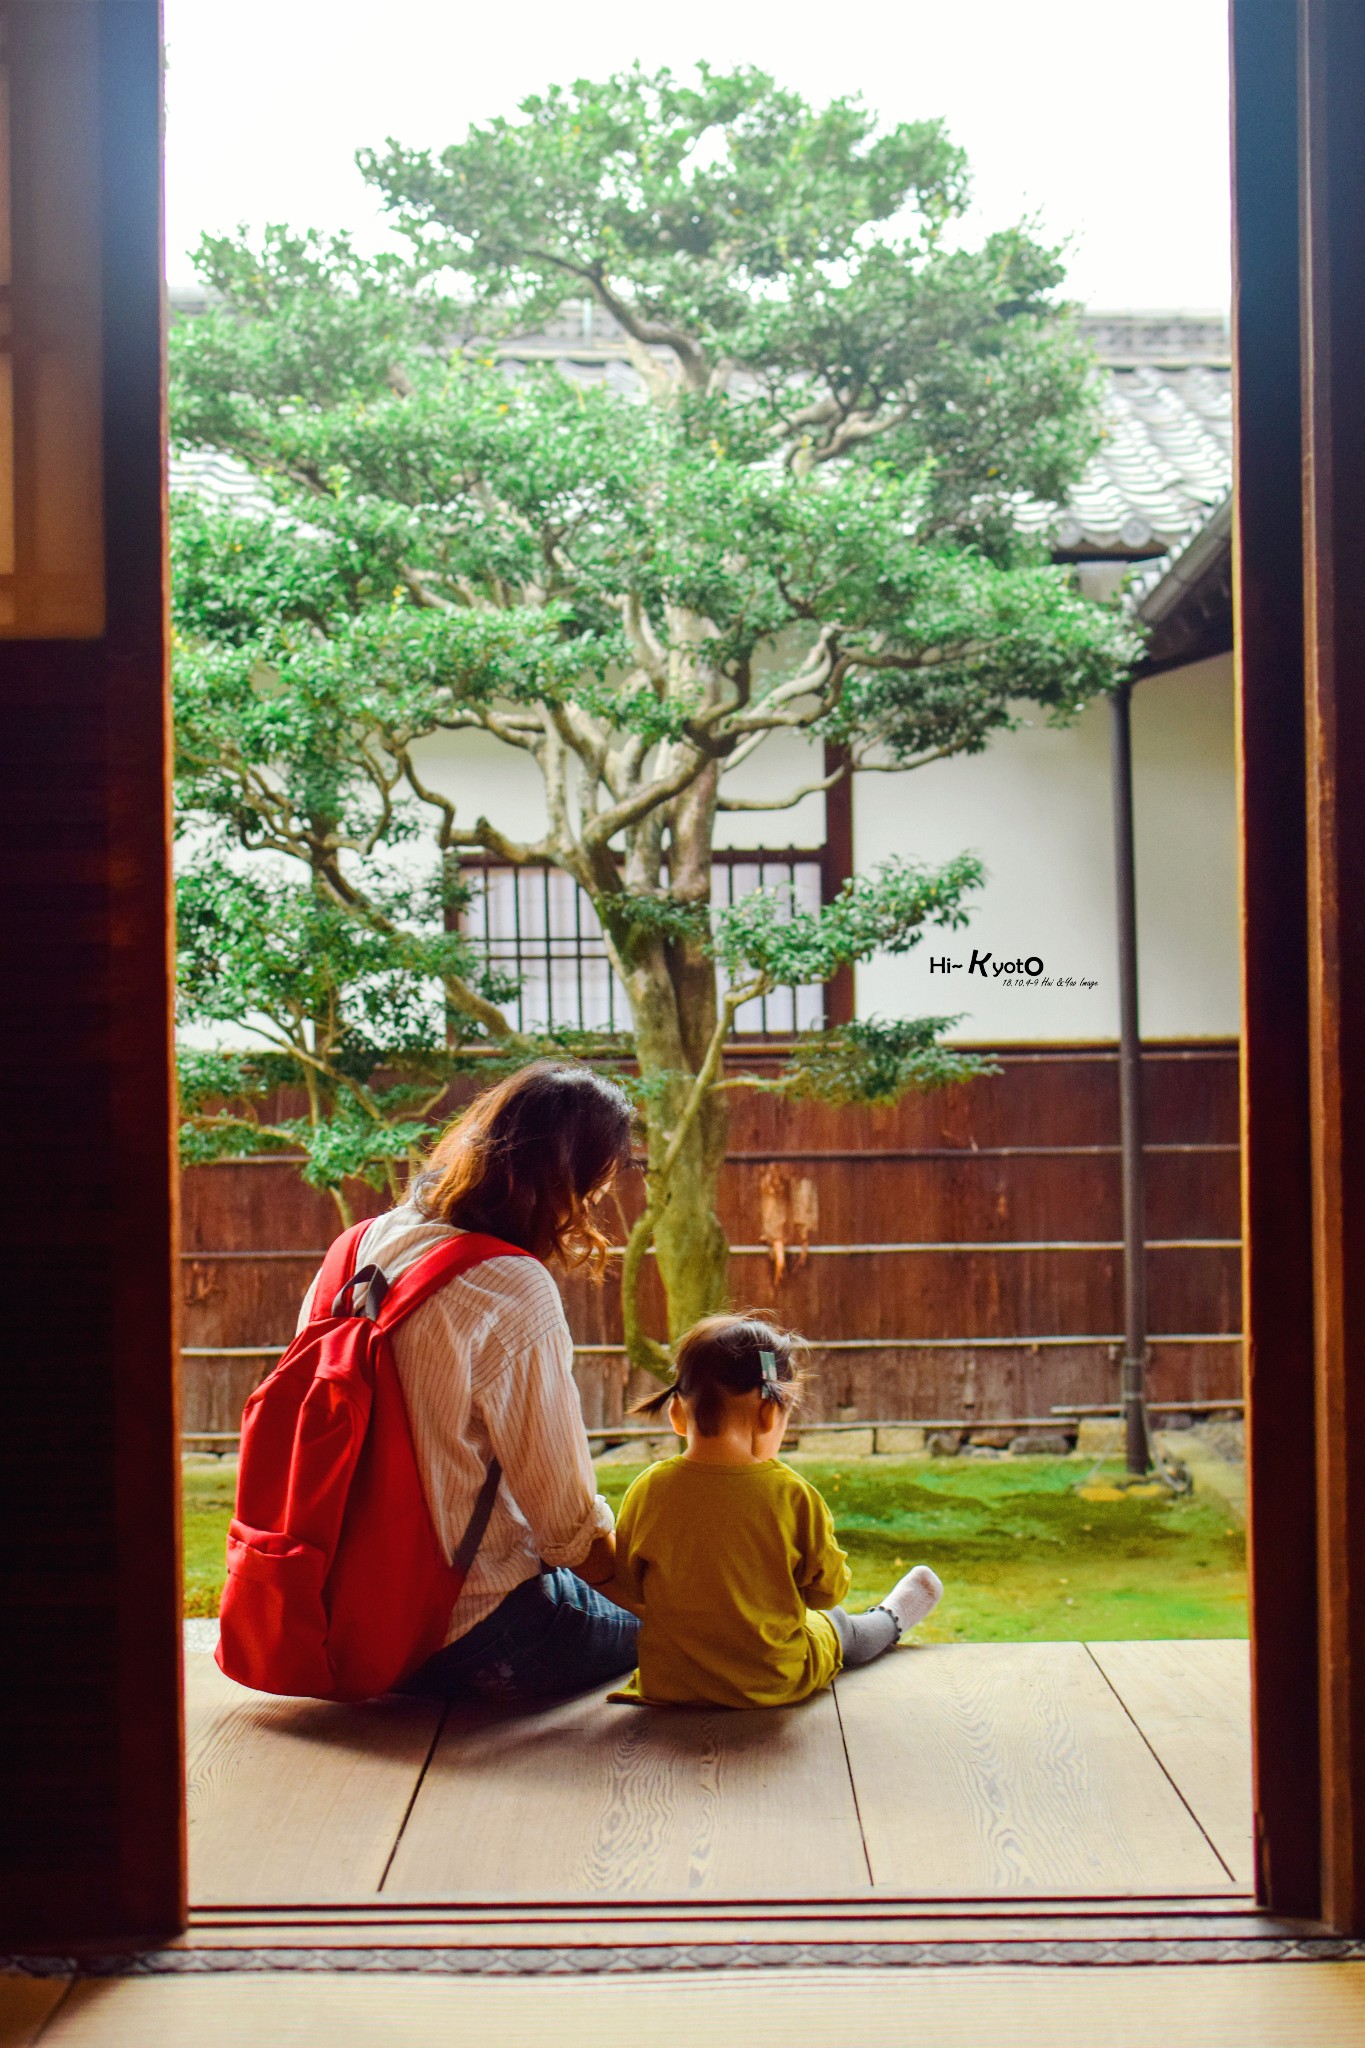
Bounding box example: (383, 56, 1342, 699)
(168, 445, 279, 522)
(1033, 315, 1232, 561)
(169, 299, 1233, 577)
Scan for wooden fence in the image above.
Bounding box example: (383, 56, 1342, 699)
(180, 1041, 1242, 1438)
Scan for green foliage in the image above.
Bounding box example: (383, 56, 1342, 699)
(184, 1451, 1247, 1639)
(170, 64, 1139, 1270)
(363, 63, 969, 313)
(173, 805, 515, 1211)
(176, 867, 472, 1056)
(171, 68, 1135, 800)
(176, 1047, 300, 1166)
(605, 894, 711, 947)
(714, 854, 983, 987)
(278, 1102, 435, 1195)
(778, 1016, 998, 1106)
(359, 63, 1099, 543)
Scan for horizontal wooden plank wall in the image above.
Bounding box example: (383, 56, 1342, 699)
(180, 1042, 1242, 1433)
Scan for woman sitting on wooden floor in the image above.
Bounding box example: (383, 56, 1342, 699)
(296, 1061, 641, 1702)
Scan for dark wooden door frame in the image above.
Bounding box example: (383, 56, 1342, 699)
(8, 0, 1365, 1948)
(0, 0, 183, 1944)
(1230, 0, 1320, 1919)
(1296, 0, 1365, 1936)
(1233, 0, 1365, 1932)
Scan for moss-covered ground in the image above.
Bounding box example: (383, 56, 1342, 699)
(183, 1460, 239, 1617)
(183, 1453, 1247, 1641)
(596, 1455, 1247, 1643)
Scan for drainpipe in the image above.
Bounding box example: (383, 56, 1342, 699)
(1076, 560, 1152, 1478)
(1110, 676, 1152, 1476)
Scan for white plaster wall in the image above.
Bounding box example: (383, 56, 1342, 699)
(408, 727, 551, 843)
(853, 652, 1239, 1042)
(1126, 655, 1241, 1037)
(407, 723, 828, 850)
(404, 657, 1240, 1045)
(714, 729, 827, 849)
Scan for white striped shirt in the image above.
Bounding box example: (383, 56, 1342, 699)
(298, 1201, 614, 1644)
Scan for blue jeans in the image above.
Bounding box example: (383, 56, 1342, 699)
(399, 1569, 639, 1703)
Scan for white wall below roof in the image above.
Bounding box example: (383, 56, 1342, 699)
(714, 728, 827, 849)
(409, 727, 551, 843)
(853, 652, 1239, 1042)
(408, 722, 829, 850)
(1127, 653, 1241, 1039)
(405, 658, 1240, 1045)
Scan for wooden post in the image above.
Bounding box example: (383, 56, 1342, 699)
(1300, 0, 1365, 1937)
(0, 2, 181, 1942)
(1229, 0, 1322, 1917)
(821, 741, 855, 1027)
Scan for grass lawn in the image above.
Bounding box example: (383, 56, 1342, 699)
(183, 1453, 1247, 1642)
(183, 1460, 239, 1618)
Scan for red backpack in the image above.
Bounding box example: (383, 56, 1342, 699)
(216, 1221, 532, 1702)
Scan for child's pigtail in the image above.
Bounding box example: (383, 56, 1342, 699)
(628, 1315, 807, 1437)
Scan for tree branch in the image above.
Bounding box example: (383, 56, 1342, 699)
(533, 250, 711, 393)
(582, 744, 716, 851)
(716, 767, 845, 812)
(310, 847, 518, 1038)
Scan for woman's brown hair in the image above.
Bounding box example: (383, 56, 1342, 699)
(632, 1314, 806, 1437)
(414, 1060, 633, 1268)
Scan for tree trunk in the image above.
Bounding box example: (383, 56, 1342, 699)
(620, 929, 730, 1352)
(653, 1134, 729, 1337)
(610, 761, 730, 1356)
(652, 1030, 730, 1338)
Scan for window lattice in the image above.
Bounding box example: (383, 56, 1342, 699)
(460, 853, 827, 1038)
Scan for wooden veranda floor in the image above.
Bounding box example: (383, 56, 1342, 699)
(186, 1638, 1252, 1908)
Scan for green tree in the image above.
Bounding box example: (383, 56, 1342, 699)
(171, 64, 1137, 1365)
(171, 500, 537, 1220)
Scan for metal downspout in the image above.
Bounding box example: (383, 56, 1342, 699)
(1111, 677, 1153, 1475)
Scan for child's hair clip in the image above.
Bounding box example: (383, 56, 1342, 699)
(759, 1348, 779, 1388)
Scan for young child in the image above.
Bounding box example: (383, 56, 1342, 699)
(608, 1314, 942, 1709)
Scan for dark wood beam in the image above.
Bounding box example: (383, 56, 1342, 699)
(0, 0, 182, 1942)
(1229, 0, 1321, 1917)
(1300, 0, 1365, 1937)
(821, 743, 854, 1027)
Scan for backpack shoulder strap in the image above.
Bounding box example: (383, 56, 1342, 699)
(373, 1230, 535, 1583)
(310, 1220, 372, 1324)
(375, 1230, 535, 1332)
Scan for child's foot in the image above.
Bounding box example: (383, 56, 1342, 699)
(881, 1564, 943, 1636)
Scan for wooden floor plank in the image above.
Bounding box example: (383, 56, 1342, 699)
(185, 1654, 442, 1906)
(1087, 1639, 1253, 1884)
(36, 1965, 1365, 2048)
(385, 1686, 869, 1901)
(836, 1643, 1235, 1895)
(0, 1976, 70, 2048)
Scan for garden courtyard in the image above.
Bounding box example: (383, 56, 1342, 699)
(161, 35, 1255, 1935)
(184, 1438, 1248, 1645)
(182, 1417, 1252, 1914)
(183, 1435, 1251, 1908)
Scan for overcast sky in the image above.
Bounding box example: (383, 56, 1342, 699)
(163, 0, 1231, 312)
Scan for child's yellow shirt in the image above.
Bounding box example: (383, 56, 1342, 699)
(608, 1456, 852, 1708)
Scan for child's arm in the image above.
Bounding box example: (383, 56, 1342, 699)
(601, 1479, 648, 1617)
(795, 1485, 853, 1610)
(576, 1529, 618, 1587)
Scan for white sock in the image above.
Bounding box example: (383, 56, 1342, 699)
(880, 1564, 944, 1636)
